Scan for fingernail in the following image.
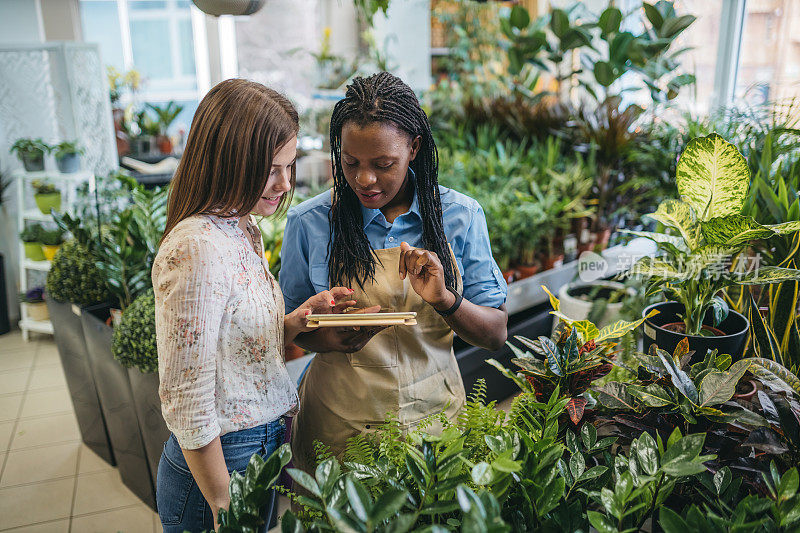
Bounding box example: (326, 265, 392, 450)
(330, 300, 335, 305)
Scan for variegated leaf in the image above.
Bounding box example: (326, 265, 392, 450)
(768, 220, 800, 236)
(619, 229, 690, 253)
(647, 199, 700, 249)
(572, 320, 600, 342)
(542, 285, 560, 312)
(676, 133, 750, 221)
(513, 335, 543, 355)
(595, 309, 659, 343)
(702, 215, 776, 247)
(685, 245, 738, 277)
(698, 360, 750, 407)
(592, 382, 638, 410)
(628, 384, 672, 407)
(628, 256, 690, 281)
(511, 357, 548, 376)
(673, 338, 690, 364)
(747, 358, 800, 397)
(736, 266, 800, 286)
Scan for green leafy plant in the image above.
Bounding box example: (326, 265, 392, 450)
(624, 134, 800, 335)
(31, 180, 58, 195)
(146, 101, 184, 135)
(19, 224, 44, 243)
(52, 140, 83, 158)
(10, 138, 50, 157)
(39, 228, 64, 246)
(490, 286, 656, 424)
(111, 289, 156, 373)
(45, 239, 109, 306)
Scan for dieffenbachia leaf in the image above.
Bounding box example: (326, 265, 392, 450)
(628, 256, 691, 282)
(647, 199, 700, 249)
(736, 266, 800, 286)
(698, 359, 750, 407)
(747, 358, 800, 397)
(702, 214, 779, 246)
(595, 309, 659, 343)
(676, 133, 750, 221)
(619, 229, 689, 253)
(685, 245, 738, 277)
(628, 383, 673, 407)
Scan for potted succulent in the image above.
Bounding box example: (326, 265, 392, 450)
(45, 239, 115, 465)
(53, 141, 83, 173)
(10, 138, 49, 172)
(624, 134, 800, 359)
(31, 180, 61, 215)
(112, 290, 170, 481)
(40, 228, 65, 261)
(20, 224, 45, 261)
(20, 286, 48, 321)
(147, 101, 184, 154)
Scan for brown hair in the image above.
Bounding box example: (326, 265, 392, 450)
(162, 78, 299, 241)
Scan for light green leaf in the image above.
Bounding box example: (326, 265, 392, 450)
(676, 133, 750, 221)
(595, 309, 659, 343)
(628, 256, 690, 282)
(702, 215, 776, 247)
(747, 358, 800, 397)
(628, 383, 672, 407)
(698, 360, 750, 407)
(619, 229, 689, 253)
(648, 199, 700, 249)
(542, 285, 560, 312)
(736, 266, 800, 286)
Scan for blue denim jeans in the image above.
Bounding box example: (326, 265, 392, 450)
(157, 418, 285, 533)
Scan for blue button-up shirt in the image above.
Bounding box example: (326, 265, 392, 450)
(279, 175, 508, 314)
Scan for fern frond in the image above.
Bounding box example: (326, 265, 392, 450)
(343, 433, 376, 465)
(313, 439, 332, 466)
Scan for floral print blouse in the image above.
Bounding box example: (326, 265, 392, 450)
(153, 214, 298, 450)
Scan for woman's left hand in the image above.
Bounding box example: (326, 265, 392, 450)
(399, 242, 455, 312)
(285, 287, 356, 341)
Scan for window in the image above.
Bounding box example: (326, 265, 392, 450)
(80, 0, 205, 130)
(735, 0, 800, 107)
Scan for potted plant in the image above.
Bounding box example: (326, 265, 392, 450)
(45, 239, 115, 465)
(146, 101, 184, 154)
(40, 228, 65, 261)
(488, 286, 656, 424)
(20, 224, 45, 261)
(31, 179, 61, 215)
(53, 141, 83, 173)
(624, 134, 800, 359)
(112, 290, 170, 480)
(20, 286, 48, 321)
(557, 280, 633, 328)
(131, 109, 161, 156)
(10, 138, 50, 172)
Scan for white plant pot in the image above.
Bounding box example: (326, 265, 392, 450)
(557, 281, 633, 329)
(25, 302, 50, 322)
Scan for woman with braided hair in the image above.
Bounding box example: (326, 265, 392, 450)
(279, 72, 508, 472)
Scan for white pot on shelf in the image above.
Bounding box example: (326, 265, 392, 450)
(557, 281, 633, 329)
(25, 302, 50, 322)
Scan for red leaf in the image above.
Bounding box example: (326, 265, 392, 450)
(566, 397, 588, 424)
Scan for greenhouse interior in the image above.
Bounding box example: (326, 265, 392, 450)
(1, 0, 800, 532)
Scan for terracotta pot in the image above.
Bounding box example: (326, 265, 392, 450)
(502, 269, 516, 284)
(285, 343, 305, 361)
(733, 379, 757, 401)
(542, 254, 564, 270)
(157, 135, 173, 155)
(515, 264, 540, 280)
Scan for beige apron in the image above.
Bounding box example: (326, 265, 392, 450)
(291, 246, 465, 473)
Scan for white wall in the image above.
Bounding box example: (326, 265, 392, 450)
(0, 0, 44, 45)
(373, 0, 431, 92)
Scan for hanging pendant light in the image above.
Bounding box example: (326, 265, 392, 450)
(191, 0, 265, 16)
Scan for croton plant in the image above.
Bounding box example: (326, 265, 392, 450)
(489, 286, 657, 424)
(623, 133, 800, 335)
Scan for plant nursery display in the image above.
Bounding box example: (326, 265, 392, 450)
(39, 228, 65, 261)
(111, 289, 157, 374)
(52, 140, 83, 173)
(623, 134, 800, 358)
(10, 138, 49, 171)
(31, 179, 61, 215)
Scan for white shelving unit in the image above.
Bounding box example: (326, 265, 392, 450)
(16, 168, 96, 341)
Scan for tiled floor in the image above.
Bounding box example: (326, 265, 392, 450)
(0, 329, 515, 532)
(0, 330, 160, 533)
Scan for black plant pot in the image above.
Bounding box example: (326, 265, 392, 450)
(46, 297, 115, 465)
(642, 301, 749, 362)
(128, 367, 170, 481)
(0, 254, 9, 335)
(81, 304, 155, 509)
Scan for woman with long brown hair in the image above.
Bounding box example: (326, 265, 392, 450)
(152, 79, 357, 532)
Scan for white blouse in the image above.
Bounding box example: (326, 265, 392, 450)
(153, 214, 298, 450)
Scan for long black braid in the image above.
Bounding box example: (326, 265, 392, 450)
(328, 72, 457, 291)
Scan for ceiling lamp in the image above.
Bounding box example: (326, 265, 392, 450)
(191, 0, 265, 16)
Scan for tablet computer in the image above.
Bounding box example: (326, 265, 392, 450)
(305, 312, 417, 328)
